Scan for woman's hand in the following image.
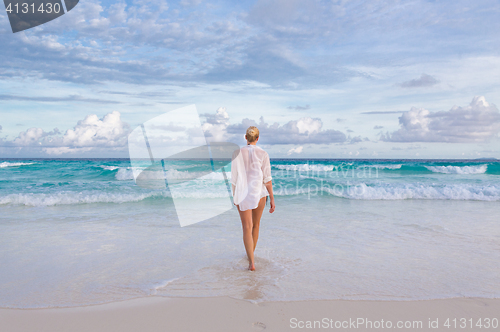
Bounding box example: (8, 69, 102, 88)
(269, 198, 275, 213)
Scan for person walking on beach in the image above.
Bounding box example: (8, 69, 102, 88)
(231, 126, 275, 271)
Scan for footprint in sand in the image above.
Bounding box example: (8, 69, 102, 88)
(252, 322, 266, 330)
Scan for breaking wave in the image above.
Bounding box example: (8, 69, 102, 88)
(274, 164, 335, 172)
(425, 165, 487, 174)
(0, 191, 169, 206)
(324, 183, 500, 201)
(0, 162, 35, 168)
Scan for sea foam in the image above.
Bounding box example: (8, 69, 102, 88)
(274, 164, 335, 172)
(369, 164, 402, 170)
(325, 183, 500, 201)
(0, 191, 168, 206)
(115, 167, 232, 181)
(96, 165, 120, 171)
(425, 165, 487, 174)
(0, 162, 35, 168)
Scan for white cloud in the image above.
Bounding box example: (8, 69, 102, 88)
(226, 116, 346, 144)
(43, 147, 95, 155)
(0, 0, 498, 90)
(13, 128, 46, 145)
(201, 108, 347, 145)
(3, 111, 130, 155)
(201, 107, 230, 142)
(296, 117, 322, 135)
(287, 146, 303, 155)
(0, 0, 252, 85)
(59, 111, 129, 147)
(381, 96, 500, 143)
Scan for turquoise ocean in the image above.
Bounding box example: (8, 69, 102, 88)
(0, 158, 499, 308)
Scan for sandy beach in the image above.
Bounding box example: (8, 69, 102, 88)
(1, 296, 499, 332)
(2, 161, 499, 331)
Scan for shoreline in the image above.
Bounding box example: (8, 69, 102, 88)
(1, 296, 499, 331)
(2, 294, 500, 310)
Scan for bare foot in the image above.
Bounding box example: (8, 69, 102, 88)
(248, 262, 255, 271)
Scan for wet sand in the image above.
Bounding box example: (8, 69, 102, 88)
(1, 296, 498, 331)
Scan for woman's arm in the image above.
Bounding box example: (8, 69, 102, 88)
(264, 181, 275, 213)
(231, 150, 239, 201)
(262, 152, 274, 213)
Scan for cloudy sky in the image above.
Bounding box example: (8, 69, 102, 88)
(1, 0, 500, 158)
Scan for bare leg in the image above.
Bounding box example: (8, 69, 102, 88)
(251, 197, 266, 252)
(237, 205, 255, 271)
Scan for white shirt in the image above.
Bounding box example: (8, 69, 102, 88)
(231, 145, 272, 211)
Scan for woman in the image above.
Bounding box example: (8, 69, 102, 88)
(231, 126, 275, 271)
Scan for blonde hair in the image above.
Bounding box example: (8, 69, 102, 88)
(245, 126, 259, 143)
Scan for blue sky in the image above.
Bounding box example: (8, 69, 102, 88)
(1, 0, 500, 158)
